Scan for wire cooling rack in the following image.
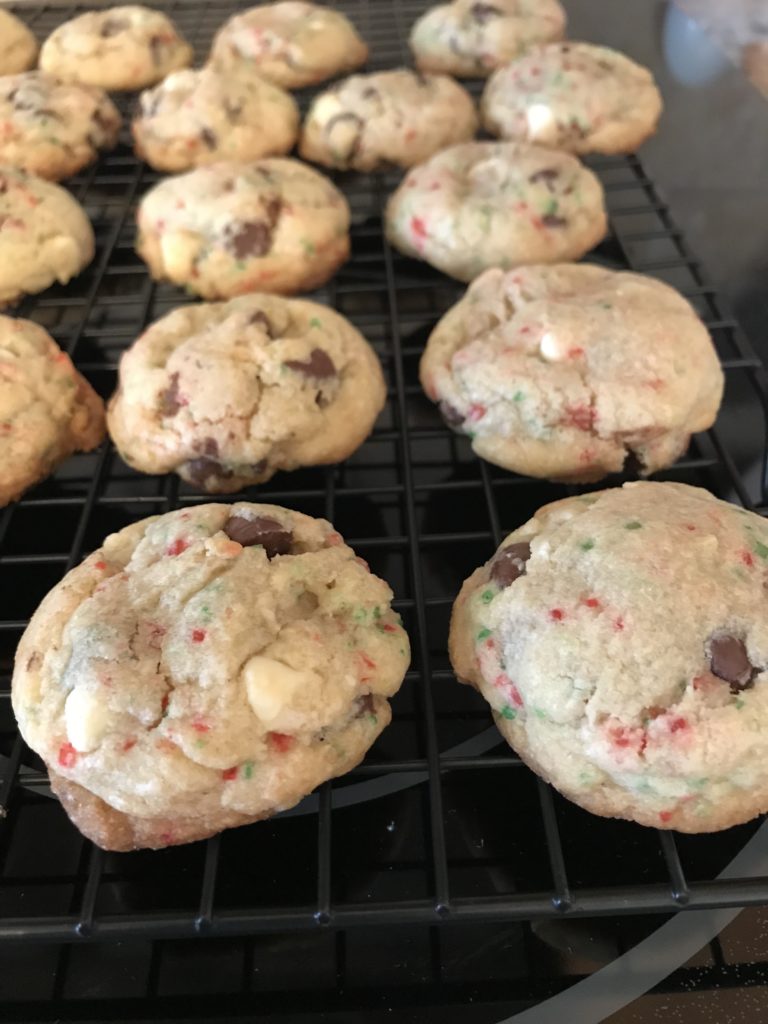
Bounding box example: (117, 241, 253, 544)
(2, 1, 768, 999)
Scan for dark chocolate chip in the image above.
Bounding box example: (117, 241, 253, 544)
(228, 220, 274, 258)
(200, 437, 219, 457)
(223, 514, 293, 557)
(250, 459, 268, 476)
(469, 2, 501, 22)
(355, 693, 376, 716)
(439, 401, 465, 429)
(159, 372, 182, 416)
(0, 177, 7, 195)
(490, 542, 531, 587)
(264, 196, 282, 226)
(529, 168, 559, 185)
(284, 348, 336, 380)
(248, 311, 273, 336)
(100, 17, 128, 36)
(709, 635, 757, 692)
(542, 214, 568, 228)
(200, 127, 218, 150)
(35, 107, 63, 122)
(185, 457, 232, 486)
(362, 86, 380, 99)
(223, 100, 243, 123)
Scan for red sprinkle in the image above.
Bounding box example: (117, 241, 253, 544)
(549, 608, 565, 621)
(562, 403, 596, 431)
(741, 550, 755, 568)
(159, 831, 175, 844)
(583, 597, 601, 609)
(684, 524, 697, 532)
(614, 616, 625, 632)
(659, 810, 673, 824)
(166, 538, 189, 557)
(122, 738, 137, 752)
(467, 403, 487, 422)
(191, 629, 206, 643)
(410, 215, 427, 240)
(567, 347, 585, 358)
(268, 731, 295, 754)
(58, 742, 77, 768)
(94, 560, 107, 571)
(191, 718, 210, 733)
(381, 623, 398, 633)
(510, 684, 524, 708)
(222, 766, 238, 781)
(669, 717, 688, 733)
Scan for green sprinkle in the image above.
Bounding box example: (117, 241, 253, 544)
(398, 647, 407, 656)
(200, 604, 213, 623)
(624, 521, 643, 531)
(373, 606, 382, 620)
(235, 259, 247, 271)
(367, 713, 378, 726)
(477, 628, 491, 641)
(580, 539, 595, 551)
(533, 707, 546, 720)
(544, 196, 559, 216)
(754, 540, 768, 559)
(242, 761, 254, 779)
(309, 316, 322, 329)
(301, 238, 316, 256)
(513, 390, 525, 402)
(353, 607, 368, 623)
(735, 698, 746, 710)
(600, 302, 613, 310)
(194, 739, 206, 749)
(480, 589, 494, 604)
(500, 705, 517, 720)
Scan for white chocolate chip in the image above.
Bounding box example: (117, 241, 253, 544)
(312, 94, 343, 124)
(64, 687, 109, 753)
(243, 656, 321, 723)
(539, 331, 563, 361)
(526, 103, 557, 143)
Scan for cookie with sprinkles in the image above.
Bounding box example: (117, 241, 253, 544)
(299, 69, 477, 173)
(482, 42, 663, 154)
(107, 294, 386, 492)
(12, 503, 410, 850)
(419, 264, 723, 482)
(410, 0, 566, 78)
(0, 10, 39, 75)
(0, 167, 95, 307)
(385, 141, 607, 282)
(450, 482, 768, 833)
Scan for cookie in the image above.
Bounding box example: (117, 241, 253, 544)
(299, 68, 478, 173)
(0, 167, 95, 307)
(0, 10, 39, 75)
(209, 2, 368, 90)
(450, 481, 768, 833)
(482, 42, 663, 154)
(13, 502, 411, 850)
(39, 5, 192, 91)
(385, 142, 607, 282)
(0, 315, 105, 506)
(410, 0, 566, 78)
(420, 265, 723, 482)
(133, 67, 300, 173)
(136, 159, 350, 299)
(107, 294, 386, 491)
(0, 72, 122, 182)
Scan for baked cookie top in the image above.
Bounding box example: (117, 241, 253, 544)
(0, 10, 39, 75)
(299, 68, 478, 172)
(39, 6, 192, 90)
(0, 72, 122, 181)
(482, 42, 663, 154)
(410, 0, 566, 78)
(0, 315, 105, 506)
(450, 482, 768, 832)
(385, 141, 607, 282)
(420, 265, 723, 482)
(13, 503, 410, 829)
(136, 158, 350, 299)
(0, 166, 95, 307)
(133, 67, 300, 173)
(107, 294, 386, 491)
(209, 2, 368, 90)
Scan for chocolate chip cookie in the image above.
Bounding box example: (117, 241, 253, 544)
(133, 67, 300, 173)
(0, 167, 95, 307)
(136, 159, 350, 299)
(0, 315, 105, 506)
(410, 0, 566, 78)
(0, 73, 122, 181)
(385, 142, 607, 282)
(209, 2, 368, 90)
(482, 42, 663, 154)
(420, 264, 723, 482)
(450, 482, 768, 832)
(299, 68, 478, 173)
(39, 5, 192, 91)
(107, 293, 386, 491)
(13, 502, 410, 850)
(0, 10, 39, 74)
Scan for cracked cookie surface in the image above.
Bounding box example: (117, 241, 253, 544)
(299, 68, 477, 173)
(410, 0, 565, 78)
(450, 482, 768, 832)
(136, 159, 350, 299)
(39, 5, 192, 91)
(0, 166, 95, 307)
(482, 42, 662, 154)
(209, 2, 368, 90)
(133, 67, 299, 173)
(0, 72, 122, 181)
(385, 142, 606, 282)
(419, 265, 723, 482)
(107, 293, 386, 491)
(13, 502, 410, 850)
(0, 315, 105, 506)
(0, 10, 39, 75)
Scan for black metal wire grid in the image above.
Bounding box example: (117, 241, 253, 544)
(1, 0, 768, 959)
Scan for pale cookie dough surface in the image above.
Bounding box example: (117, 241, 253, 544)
(13, 503, 411, 850)
(0, 167, 95, 307)
(0, 10, 39, 75)
(136, 158, 350, 299)
(420, 265, 723, 482)
(39, 6, 192, 91)
(108, 294, 386, 491)
(482, 42, 663, 155)
(0, 73, 122, 181)
(410, 0, 565, 78)
(0, 315, 105, 506)
(299, 68, 478, 173)
(133, 67, 300, 173)
(209, 2, 368, 90)
(385, 142, 607, 282)
(450, 482, 768, 833)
